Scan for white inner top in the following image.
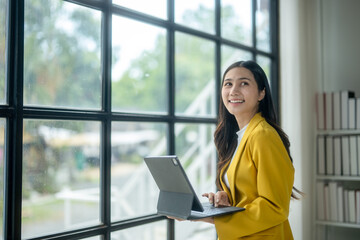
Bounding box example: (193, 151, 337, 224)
(223, 124, 248, 190)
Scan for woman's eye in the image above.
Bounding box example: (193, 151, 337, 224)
(240, 82, 248, 86)
(224, 82, 232, 86)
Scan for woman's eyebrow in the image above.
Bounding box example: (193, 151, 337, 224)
(224, 77, 250, 81)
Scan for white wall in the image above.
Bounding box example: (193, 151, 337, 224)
(280, 0, 320, 239)
(321, 0, 360, 96)
(280, 0, 360, 239)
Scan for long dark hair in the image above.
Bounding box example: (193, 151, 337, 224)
(214, 60, 302, 199)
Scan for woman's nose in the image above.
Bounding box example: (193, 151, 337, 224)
(230, 86, 239, 95)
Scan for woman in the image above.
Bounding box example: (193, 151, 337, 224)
(200, 60, 299, 239)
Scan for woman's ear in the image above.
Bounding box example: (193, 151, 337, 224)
(258, 89, 265, 102)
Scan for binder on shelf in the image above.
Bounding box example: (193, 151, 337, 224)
(357, 98, 360, 130)
(348, 190, 356, 223)
(329, 182, 338, 221)
(349, 98, 356, 129)
(341, 90, 355, 129)
(333, 137, 342, 176)
(341, 136, 350, 176)
(357, 136, 360, 175)
(337, 185, 344, 222)
(316, 92, 325, 130)
(344, 189, 349, 222)
(333, 91, 341, 130)
(356, 190, 360, 224)
(316, 182, 325, 220)
(324, 185, 330, 221)
(317, 136, 326, 175)
(326, 136, 334, 175)
(325, 92, 333, 130)
(349, 136, 358, 176)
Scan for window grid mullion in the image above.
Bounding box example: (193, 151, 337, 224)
(4, 0, 24, 239)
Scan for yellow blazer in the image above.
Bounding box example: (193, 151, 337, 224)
(214, 113, 294, 240)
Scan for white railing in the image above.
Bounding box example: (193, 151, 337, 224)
(56, 80, 217, 239)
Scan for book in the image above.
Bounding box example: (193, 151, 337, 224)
(341, 90, 355, 129)
(326, 136, 334, 175)
(357, 98, 360, 129)
(356, 190, 360, 223)
(349, 98, 356, 129)
(317, 136, 326, 175)
(341, 136, 350, 175)
(316, 92, 325, 130)
(344, 189, 349, 222)
(329, 182, 338, 221)
(333, 136, 342, 175)
(325, 92, 333, 130)
(316, 182, 325, 220)
(337, 185, 344, 222)
(333, 91, 341, 130)
(324, 185, 330, 220)
(349, 136, 358, 176)
(357, 136, 360, 176)
(348, 190, 356, 223)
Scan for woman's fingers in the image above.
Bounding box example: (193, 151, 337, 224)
(214, 191, 231, 207)
(202, 192, 215, 205)
(202, 191, 230, 207)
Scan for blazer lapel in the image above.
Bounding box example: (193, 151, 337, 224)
(222, 113, 264, 200)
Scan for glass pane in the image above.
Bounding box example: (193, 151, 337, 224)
(24, 0, 102, 109)
(112, 16, 167, 114)
(175, 0, 215, 34)
(0, 120, 5, 239)
(22, 120, 101, 238)
(174, 123, 217, 240)
(80, 236, 102, 240)
(113, 0, 167, 20)
(112, 220, 167, 240)
(221, 0, 252, 46)
(256, 0, 271, 52)
(0, 0, 6, 104)
(256, 55, 271, 86)
(175, 32, 216, 117)
(111, 122, 167, 221)
(221, 45, 252, 76)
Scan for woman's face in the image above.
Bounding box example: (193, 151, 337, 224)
(221, 67, 265, 122)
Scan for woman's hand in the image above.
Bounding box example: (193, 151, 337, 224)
(202, 191, 231, 208)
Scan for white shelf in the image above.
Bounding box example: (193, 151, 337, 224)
(316, 220, 360, 229)
(316, 175, 360, 181)
(317, 129, 360, 136)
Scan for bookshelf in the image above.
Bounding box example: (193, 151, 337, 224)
(315, 91, 360, 240)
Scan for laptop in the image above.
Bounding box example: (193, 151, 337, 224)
(144, 155, 245, 220)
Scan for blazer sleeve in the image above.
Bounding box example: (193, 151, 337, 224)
(214, 127, 295, 239)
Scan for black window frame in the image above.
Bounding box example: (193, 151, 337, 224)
(3, 0, 279, 239)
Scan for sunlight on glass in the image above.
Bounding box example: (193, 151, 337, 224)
(221, 0, 252, 46)
(175, 123, 217, 240)
(175, 0, 215, 34)
(221, 45, 252, 76)
(112, 221, 167, 240)
(22, 120, 101, 238)
(24, 0, 102, 109)
(0, 119, 5, 239)
(112, 16, 167, 114)
(257, 55, 271, 85)
(113, 0, 167, 19)
(0, 0, 7, 104)
(111, 122, 167, 221)
(175, 32, 216, 117)
(256, 0, 271, 52)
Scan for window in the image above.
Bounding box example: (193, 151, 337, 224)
(3, 0, 278, 239)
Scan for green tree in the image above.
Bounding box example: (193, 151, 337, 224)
(24, 0, 101, 109)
